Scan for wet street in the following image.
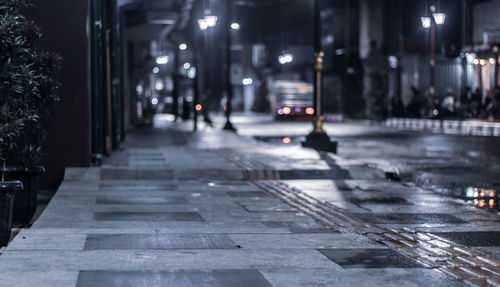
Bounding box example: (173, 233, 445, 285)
(1, 114, 500, 286)
(235, 114, 500, 207)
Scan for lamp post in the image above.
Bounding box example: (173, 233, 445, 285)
(195, 10, 217, 131)
(172, 46, 180, 121)
(421, 5, 446, 92)
(223, 0, 237, 132)
(302, 0, 337, 153)
(493, 45, 499, 88)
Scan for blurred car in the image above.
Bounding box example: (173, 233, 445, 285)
(270, 81, 314, 120)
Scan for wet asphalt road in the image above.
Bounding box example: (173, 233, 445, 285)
(233, 114, 500, 206)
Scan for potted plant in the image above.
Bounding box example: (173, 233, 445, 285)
(0, 107, 23, 246)
(0, 179, 23, 247)
(0, 0, 61, 226)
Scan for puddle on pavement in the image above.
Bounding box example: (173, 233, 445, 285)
(465, 187, 499, 210)
(417, 182, 499, 211)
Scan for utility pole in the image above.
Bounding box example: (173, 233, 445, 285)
(302, 0, 337, 153)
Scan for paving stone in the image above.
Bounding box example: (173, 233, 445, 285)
(101, 167, 136, 180)
(278, 169, 351, 180)
(84, 234, 237, 250)
(99, 183, 178, 191)
(133, 168, 172, 180)
(318, 248, 427, 268)
(76, 269, 272, 287)
(237, 201, 297, 212)
(93, 212, 204, 222)
(227, 191, 270, 198)
(261, 221, 339, 234)
(350, 197, 413, 205)
(229, 233, 383, 249)
(96, 196, 189, 205)
(353, 213, 467, 224)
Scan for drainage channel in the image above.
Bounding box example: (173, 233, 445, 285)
(254, 180, 500, 287)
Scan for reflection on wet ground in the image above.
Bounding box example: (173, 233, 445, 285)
(254, 136, 303, 145)
(465, 187, 498, 210)
(254, 135, 500, 211)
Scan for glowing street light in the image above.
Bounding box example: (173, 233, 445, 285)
(156, 55, 169, 65)
(198, 13, 218, 31)
(152, 67, 160, 74)
(155, 80, 164, 90)
(183, 62, 191, 70)
(231, 22, 240, 30)
(420, 17, 431, 29)
(420, 5, 446, 91)
(187, 67, 196, 79)
(179, 43, 187, 50)
(278, 53, 294, 64)
(198, 19, 208, 30)
(242, 78, 253, 86)
(204, 15, 218, 27)
(432, 12, 446, 25)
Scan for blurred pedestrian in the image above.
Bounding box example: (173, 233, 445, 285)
(485, 90, 498, 119)
(470, 88, 482, 117)
(441, 87, 456, 118)
(460, 86, 472, 118)
(406, 86, 421, 118)
(495, 86, 500, 119)
(426, 87, 440, 118)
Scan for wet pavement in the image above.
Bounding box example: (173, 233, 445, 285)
(0, 113, 499, 286)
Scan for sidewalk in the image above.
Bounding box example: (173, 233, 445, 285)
(0, 119, 499, 286)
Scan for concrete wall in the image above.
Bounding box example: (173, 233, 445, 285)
(26, 0, 92, 189)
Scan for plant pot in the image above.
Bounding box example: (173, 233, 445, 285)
(0, 181, 23, 247)
(3, 166, 45, 227)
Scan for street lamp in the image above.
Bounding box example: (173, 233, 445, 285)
(156, 55, 169, 65)
(421, 5, 446, 92)
(420, 17, 431, 29)
(179, 43, 187, 50)
(302, 0, 337, 153)
(231, 22, 240, 30)
(242, 78, 253, 86)
(278, 53, 294, 64)
(432, 13, 446, 25)
(198, 13, 218, 31)
(195, 9, 218, 131)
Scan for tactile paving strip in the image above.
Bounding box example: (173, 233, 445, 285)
(254, 180, 500, 287)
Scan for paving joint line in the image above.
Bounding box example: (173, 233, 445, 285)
(253, 180, 500, 287)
